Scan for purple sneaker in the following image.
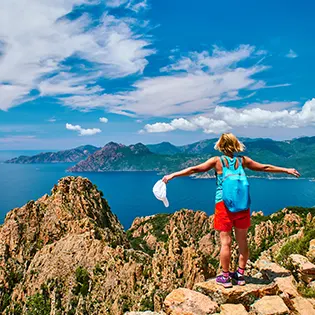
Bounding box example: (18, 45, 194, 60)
(230, 272, 246, 286)
(216, 275, 232, 288)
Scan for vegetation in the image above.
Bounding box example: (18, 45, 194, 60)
(26, 291, 51, 315)
(276, 227, 315, 265)
(73, 267, 90, 297)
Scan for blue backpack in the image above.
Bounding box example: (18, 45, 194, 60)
(220, 156, 250, 212)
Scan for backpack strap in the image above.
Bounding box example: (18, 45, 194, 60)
(236, 157, 244, 170)
(220, 156, 228, 169)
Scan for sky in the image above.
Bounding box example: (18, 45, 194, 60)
(0, 0, 315, 149)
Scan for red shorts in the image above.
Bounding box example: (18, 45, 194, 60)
(214, 201, 251, 232)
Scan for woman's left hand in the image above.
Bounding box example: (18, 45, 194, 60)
(162, 175, 173, 184)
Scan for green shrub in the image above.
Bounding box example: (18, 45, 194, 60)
(298, 285, 315, 298)
(276, 227, 315, 265)
(73, 267, 90, 296)
(26, 293, 51, 315)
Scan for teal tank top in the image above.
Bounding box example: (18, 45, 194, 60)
(215, 172, 224, 204)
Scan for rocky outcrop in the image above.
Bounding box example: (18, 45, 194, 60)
(0, 176, 315, 314)
(194, 279, 278, 306)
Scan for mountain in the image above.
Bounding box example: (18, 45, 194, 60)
(5, 145, 99, 164)
(68, 137, 315, 177)
(0, 176, 314, 314)
(68, 142, 202, 173)
(147, 142, 181, 155)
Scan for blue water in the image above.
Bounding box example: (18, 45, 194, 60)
(1, 151, 315, 229)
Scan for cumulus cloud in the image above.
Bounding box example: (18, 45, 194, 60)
(141, 98, 315, 134)
(99, 117, 109, 123)
(66, 123, 101, 136)
(286, 49, 298, 59)
(0, 0, 154, 110)
(62, 45, 291, 117)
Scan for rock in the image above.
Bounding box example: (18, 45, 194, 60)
(292, 296, 315, 315)
(289, 254, 315, 283)
(255, 259, 290, 280)
(255, 259, 299, 297)
(250, 295, 289, 315)
(307, 239, 315, 261)
(164, 288, 219, 315)
(309, 280, 315, 289)
(307, 213, 313, 223)
(125, 312, 166, 315)
(221, 303, 248, 314)
(194, 278, 278, 306)
(274, 276, 299, 298)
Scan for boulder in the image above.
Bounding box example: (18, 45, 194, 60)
(164, 288, 219, 315)
(289, 254, 315, 283)
(292, 296, 315, 315)
(194, 278, 278, 306)
(221, 303, 248, 314)
(250, 295, 289, 315)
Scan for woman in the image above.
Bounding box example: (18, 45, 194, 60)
(162, 133, 300, 288)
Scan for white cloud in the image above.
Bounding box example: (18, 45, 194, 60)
(141, 98, 315, 134)
(62, 45, 291, 117)
(106, 0, 128, 8)
(99, 117, 109, 123)
(286, 49, 298, 59)
(143, 122, 175, 133)
(0, 0, 154, 110)
(171, 118, 197, 131)
(48, 118, 57, 123)
(128, 0, 148, 12)
(66, 123, 101, 136)
(161, 45, 255, 73)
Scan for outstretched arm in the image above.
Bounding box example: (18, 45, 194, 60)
(243, 156, 300, 177)
(162, 157, 217, 183)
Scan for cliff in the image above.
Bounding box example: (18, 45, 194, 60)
(0, 176, 314, 314)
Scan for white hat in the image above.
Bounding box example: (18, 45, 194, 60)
(153, 179, 169, 207)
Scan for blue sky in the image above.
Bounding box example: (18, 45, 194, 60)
(0, 0, 315, 149)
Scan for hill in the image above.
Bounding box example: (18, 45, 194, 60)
(68, 142, 201, 173)
(0, 176, 314, 314)
(5, 145, 99, 164)
(147, 142, 181, 155)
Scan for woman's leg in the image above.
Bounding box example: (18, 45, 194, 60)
(219, 231, 232, 272)
(235, 228, 249, 269)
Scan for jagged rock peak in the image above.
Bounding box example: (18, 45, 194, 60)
(0, 176, 128, 264)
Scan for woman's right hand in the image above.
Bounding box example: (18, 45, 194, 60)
(286, 168, 300, 178)
(162, 174, 173, 184)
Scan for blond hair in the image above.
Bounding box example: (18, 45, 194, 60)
(214, 133, 245, 155)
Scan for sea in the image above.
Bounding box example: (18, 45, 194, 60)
(1, 150, 315, 229)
